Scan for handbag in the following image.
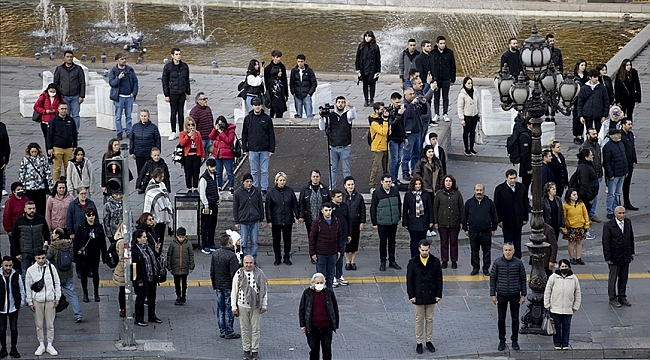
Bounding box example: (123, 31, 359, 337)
(172, 144, 185, 165)
(32, 110, 43, 123)
(78, 238, 91, 257)
(31, 270, 45, 292)
(48, 264, 69, 313)
(156, 254, 167, 284)
(542, 310, 556, 335)
(231, 135, 242, 159)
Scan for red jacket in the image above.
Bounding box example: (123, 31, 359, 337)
(209, 123, 236, 160)
(34, 92, 64, 123)
(3, 194, 30, 232)
(179, 130, 206, 158)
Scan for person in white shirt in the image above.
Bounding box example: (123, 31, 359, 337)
(231, 255, 267, 360)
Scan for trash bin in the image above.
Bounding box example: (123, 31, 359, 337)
(174, 192, 201, 249)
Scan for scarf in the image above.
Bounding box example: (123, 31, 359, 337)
(238, 268, 268, 309)
(309, 184, 323, 220)
(465, 86, 474, 99)
(137, 242, 156, 282)
(413, 191, 424, 218)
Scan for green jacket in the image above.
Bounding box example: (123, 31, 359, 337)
(45, 239, 75, 279)
(370, 186, 401, 226)
(166, 238, 195, 276)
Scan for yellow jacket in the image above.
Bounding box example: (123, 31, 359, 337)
(370, 115, 390, 151)
(563, 201, 590, 230)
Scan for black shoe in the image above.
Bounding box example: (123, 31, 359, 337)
(426, 342, 436, 353)
(402, 174, 411, 181)
(364, 100, 370, 107)
(135, 320, 148, 327)
(149, 317, 163, 324)
(379, 263, 386, 271)
(283, 257, 292, 266)
(579, 137, 584, 144)
(451, 261, 457, 269)
(464, 150, 471, 157)
(389, 261, 401, 270)
(224, 333, 241, 339)
(94, 294, 101, 302)
(619, 298, 631, 306)
(483, 268, 490, 276)
(470, 269, 479, 276)
(576, 258, 585, 265)
(229, 187, 234, 195)
(570, 258, 577, 265)
(175, 297, 181, 306)
(0, 348, 8, 358)
(273, 259, 281, 266)
(116, 132, 123, 141)
(416, 343, 423, 354)
(607, 213, 614, 219)
(345, 263, 351, 271)
(351, 263, 357, 270)
(573, 137, 581, 145)
(441, 261, 448, 269)
(470, 150, 478, 155)
(9, 348, 19, 358)
(609, 299, 622, 307)
(512, 341, 520, 350)
(181, 297, 186, 305)
(498, 341, 506, 351)
(625, 204, 639, 211)
(83, 294, 89, 303)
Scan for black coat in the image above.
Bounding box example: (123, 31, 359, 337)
(432, 46, 456, 82)
(549, 152, 569, 188)
(500, 49, 523, 78)
(47, 115, 78, 150)
(577, 83, 609, 119)
(263, 61, 288, 98)
(542, 196, 565, 229)
(332, 202, 350, 239)
(402, 191, 433, 232)
(298, 183, 330, 224)
(242, 110, 275, 153)
(493, 182, 528, 229)
(233, 186, 264, 224)
(541, 163, 554, 187)
(265, 185, 298, 225)
(614, 69, 641, 104)
(299, 288, 339, 333)
(73, 221, 108, 266)
(161, 61, 191, 96)
(462, 195, 498, 233)
(289, 65, 317, 99)
(136, 158, 171, 192)
(355, 43, 381, 77)
(414, 51, 436, 83)
(489, 256, 527, 297)
(342, 190, 366, 226)
(620, 130, 637, 165)
(599, 75, 615, 105)
(131, 242, 161, 296)
(602, 140, 629, 178)
(602, 217, 635, 267)
(518, 128, 532, 174)
(406, 254, 443, 305)
(210, 246, 239, 290)
(576, 160, 599, 203)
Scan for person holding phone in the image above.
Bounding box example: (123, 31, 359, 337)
(198, 159, 221, 254)
(178, 117, 205, 193)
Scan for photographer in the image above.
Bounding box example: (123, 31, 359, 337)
(209, 116, 237, 193)
(109, 53, 139, 140)
(368, 102, 390, 190)
(319, 96, 357, 189)
(386, 92, 407, 184)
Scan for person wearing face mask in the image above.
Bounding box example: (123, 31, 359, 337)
(299, 272, 339, 360)
(33, 83, 65, 145)
(544, 259, 581, 350)
(65, 147, 94, 197)
(136, 147, 170, 194)
(45, 179, 74, 234)
(3, 182, 30, 273)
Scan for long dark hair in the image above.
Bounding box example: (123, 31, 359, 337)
(104, 139, 120, 159)
(247, 59, 260, 76)
(359, 30, 377, 51)
(44, 83, 63, 98)
(50, 177, 68, 197)
(615, 58, 632, 82)
(573, 58, 587, 75)
(564, 188, 582, 205)
(420, 145, 435, 162)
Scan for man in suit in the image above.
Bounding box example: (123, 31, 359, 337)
(493, 169, 528, 259)
(602, 206, 635, 308)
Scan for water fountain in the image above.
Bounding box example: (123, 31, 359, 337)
(177, 0, 208, 42)
(33, 0, 52, 38)
(52, 6, 69, 48)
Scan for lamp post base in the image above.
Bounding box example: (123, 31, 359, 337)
(520, 292, 549, 335)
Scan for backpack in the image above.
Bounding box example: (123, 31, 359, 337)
(106, 241, 119, 269)
(568, 169, 580, 191)
(172, 144, 185, 165)
(506, 129, 522, 164)
(57, 249, 73, 272)
(237, 76, 248, 98)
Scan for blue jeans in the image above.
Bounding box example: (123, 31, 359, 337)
(316, 254, 337, 290)
(294, 96, 313, 119)
(248, 151, 269, 190)
(550, 312, 572, 347)
(21, 253, 34, 277)
(329, 145, 351, 189)
(245, 95, 256, 112)
(64, 95, 81, 132)
(589, 178, 602, 217)
(606, 176, 624, 215)
(216, 288, 235, 335)
(402, 133, 421, 177)
(389, 140, 404, 182)
(113, 96, 134, 136)
(215, 158, 235, 188)
(335, 236, 347, 279)
(203, 139, 212, 154)
(60, 277, 82, 319)
(240, 222, 260, 262)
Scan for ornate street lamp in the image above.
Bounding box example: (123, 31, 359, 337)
(493, 24, 579, 335)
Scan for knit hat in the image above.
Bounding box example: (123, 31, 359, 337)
(242, 173, 253, 182)
(226, 229, 241, 242)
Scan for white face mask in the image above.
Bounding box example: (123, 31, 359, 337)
(48, 92, 56, 97)
(314, 284, 325, 292)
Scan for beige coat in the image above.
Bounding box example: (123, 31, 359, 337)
(112, 223, 126, 287)
(457, 87, 480, 118)
(544, 273, 581, 315)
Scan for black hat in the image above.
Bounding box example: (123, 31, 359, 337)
(176, 227, 187, 236)
(250, 97, 262, 105)
(609, 129, 621, 135)
(242, 173, 253, 182)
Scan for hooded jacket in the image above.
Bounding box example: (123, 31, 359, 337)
(66, 158, 95, 195)
(25, 260, 61, 305)
(45, 193, 74, 231)
(577, 82, 610, 119)
(166, 237, 195, 276)
(45, 238, 75, 279)
(34, 92, 64, 123)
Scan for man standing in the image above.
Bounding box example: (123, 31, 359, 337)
(190, 92, 214, 152)
(431, 36, 456, 123)
(331, 190, 350, 287)
(242, 97, 275, 195)
(368, 102, 390, 190)
(233, 174, 265, 263)
(319, 96, 357, 189)
(0, 256, 25, 359)
(619, 119, 637, 211)
(399, 39, 420, 89)
(500, 38, 523, 79)
(412, 77, 434, 143)
(309, 203, 343, 290)
(414, 40, 437, 92)
(463, 184, 498, 276)
(489, 243, 527, 352)
(46, 102, 78, 182)
(493, 169, 528, 259)
(231, 255, 267, 360)
(401, 88, 427, 182)
(298, 170, 330, 264)
(602, 129, 628, 219)
(108, 53, 138, 140)
(580, 128, 603, 223)
(210, 233, 241, 339)
(25, 249, 61, 356)
(289, 54, 317, 120)
(11, 201, 50, 276)
(45, 228, 82, 323)
(387, 92, 406, 183)
(263, 50, 288, 102)
(577, 69, 609, 133)
(602, 206, 634, 307)
(199, 159, 221, 255)
(371, 174, 402, 271)
(53, 50, 85, 132)
(161, 47, 191, 141)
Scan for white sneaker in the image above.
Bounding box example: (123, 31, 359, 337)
(443, 114, 450, 122)
(432, 114, 440, 123)
(45, 345, 58, 356)
(1, 190, 7, 196)
(586, 232, 596, 240)
(332, 279, 339, 288)
(168, 132, 177, 141)
(338, 277, 349, 286)
(35, 344, 46, 356)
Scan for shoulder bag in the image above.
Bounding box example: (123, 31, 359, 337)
(231, 134, 242, 159)
(48, 264, 69, 313)
(30, 267, 46, 292)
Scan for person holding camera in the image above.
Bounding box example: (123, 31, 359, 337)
(368, 102, 390, 190)
(73, 207, 107, 303)
(319, 96, 357, 190)
(179, 117, 206, 193)
(386, 92, 406, 184)
(209, 116, 237, 193)
(109, 52, 139, 140)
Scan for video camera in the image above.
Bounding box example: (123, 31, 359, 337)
(319, 103, 334, 117)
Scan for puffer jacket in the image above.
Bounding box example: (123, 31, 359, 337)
(370, 186, 401, 226)
(299, 288, 339, 333)
(189, 104, 214, 140)
(136, 158, 171, 192)
(489, 256, 527, 297)
(343, 190, 366, 226)
(166, 237, 195, 276)
(210, 246, 239, 290)
(45, 193, 74, 231)
(129, 120, 161, 158)
(3, 194, 30, 232)
(406, 254, 443, 305)
(209, 123, 236, 160)
(25, 261, 61, 305)
(66, 158, 95, 196)
(161, 60, 191, 96)
(112, 239, 125, 287)
(309, 215, 342, 256)
(289, 64, 317, 99)
(369, 116, 389, 151)
(45, 238, 75, 279)
(602, 139, 628, 178)
(457, 87, 479, 118)
(577, 83, 610, 119)
(11, 215, 49, 256)
(33, 92, 64, 123)
(19, 155, 53, 191)
(265, 185, 298, 225)
(433, 188, 464, 228)
(544, 272, 581, 315)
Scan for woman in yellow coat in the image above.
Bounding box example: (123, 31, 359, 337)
(562, 189, 590, 266)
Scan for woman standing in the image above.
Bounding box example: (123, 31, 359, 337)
(614, 59, 642, 120)
(73, 207, 107, 303)
(402, 175, 433, 258)
(265, 172, 298, 266)
(19, 142, 53, 216)
(135, 212, 158, 250)
(143, 168, 173, 249)
(542, 182, 565, 245)
(131, 229, 164, 326)
(66, 147, 95, 197)
(129, 108, 162, 176)
(355, 31, 381, 107)
(457, 76, 480, 156)
(136, 147, 171, 194)
(575, 149, 599, 217)
(245, 59, 265, 112)
(572, 59, 588, 145)
(45, 179, 73, 234)
(433, 175, 464, 269)
(66, 187, 98, 244)
(209, 116, 236, 193)
(342, 176, 365, 270)
(269, 66, 288, 118)
(549, 140, 568, 199)
(563, 189, 590, 266)
(299, 273, 339, 360)
(596, 63, 615, 106)
(413, 145, 444, 236)
(112, 222, 127, 317)
(544, 259, 581, 350)
(33, 83, 64, 145)
(178, 117, 205, 193)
